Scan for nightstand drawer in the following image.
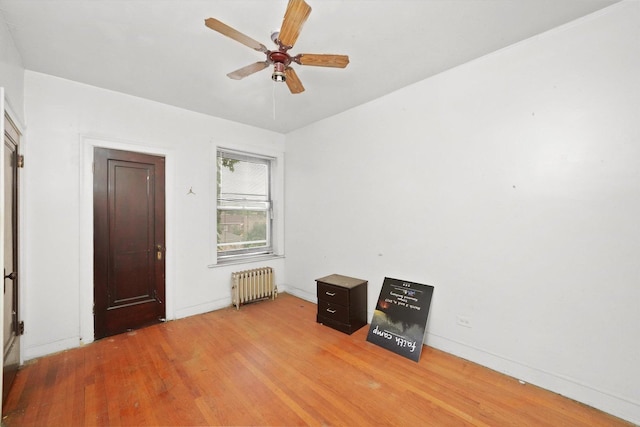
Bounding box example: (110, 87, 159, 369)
(317, 282, 349, 306)
(318, 300, 349, 324)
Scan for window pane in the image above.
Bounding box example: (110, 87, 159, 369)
(217, 209, 269, 252)
(218, 154, 268, 201)
(216, 150, 273, 259)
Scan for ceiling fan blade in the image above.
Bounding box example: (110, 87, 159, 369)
(227, 62, 270, 80)
(205, 18, 268, 53)
(285, 67, 305, 94)
(298, 54, 350, 68)
(278, 0, 312, 47)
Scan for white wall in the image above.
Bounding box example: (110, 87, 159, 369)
(284, 1, 639, 423)
(22, 71, 286, 359)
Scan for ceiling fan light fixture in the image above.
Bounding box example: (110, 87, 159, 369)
(272, 62, 286, 82)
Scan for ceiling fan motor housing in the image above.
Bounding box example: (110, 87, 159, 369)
(269, 51, 290, 82)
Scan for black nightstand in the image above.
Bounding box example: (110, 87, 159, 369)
(316, 274, 367, 335)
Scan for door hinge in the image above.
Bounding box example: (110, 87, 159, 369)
(18, 321, 25, 335)
(17, 155, 24, 168)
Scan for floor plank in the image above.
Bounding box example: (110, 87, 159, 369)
(2, 293, 632, 426)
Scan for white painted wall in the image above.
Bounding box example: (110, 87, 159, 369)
(22, 71, 286, 359)
(284, 1, 639, 423)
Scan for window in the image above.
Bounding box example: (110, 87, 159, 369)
(216, 149, 273, 260)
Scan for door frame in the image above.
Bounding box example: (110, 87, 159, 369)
(79, 136, 175, 345)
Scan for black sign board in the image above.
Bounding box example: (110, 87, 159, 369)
(366, 277, 435, 362)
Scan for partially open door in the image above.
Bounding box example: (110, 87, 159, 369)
(3, 111, 22, 403)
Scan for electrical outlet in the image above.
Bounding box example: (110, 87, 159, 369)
(456, 315, 472, 328)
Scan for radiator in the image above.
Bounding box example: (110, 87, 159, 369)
(231, 267, 277, 310)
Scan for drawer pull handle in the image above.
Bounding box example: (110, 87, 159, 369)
(326, 308, 337, 314)
(325, 292, 336, 297)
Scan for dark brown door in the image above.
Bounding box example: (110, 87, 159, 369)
(3, 113, 21, 403)
(93, 148, 165, 340)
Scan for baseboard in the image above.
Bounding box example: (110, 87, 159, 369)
(174, 297, 232, 319)
(284, 286, 316, 303)
(22, 298, 232, 362)
(426, 333, 640, 425)
(24, 336, 81, 361)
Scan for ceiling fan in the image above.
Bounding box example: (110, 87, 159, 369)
(205, 0, 349, 94)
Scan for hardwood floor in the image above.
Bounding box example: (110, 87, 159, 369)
(2, 293, 632, 426)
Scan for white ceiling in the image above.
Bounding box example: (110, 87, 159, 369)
(0, 0, 620, 133)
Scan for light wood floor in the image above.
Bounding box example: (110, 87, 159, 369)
(2, 293, 632, 426)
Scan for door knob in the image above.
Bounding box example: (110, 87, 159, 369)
(4, 271, 16, 280)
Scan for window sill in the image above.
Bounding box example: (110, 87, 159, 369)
(208, 254, 285, 269)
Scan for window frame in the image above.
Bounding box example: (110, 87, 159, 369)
(215, 148, 276, 263)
